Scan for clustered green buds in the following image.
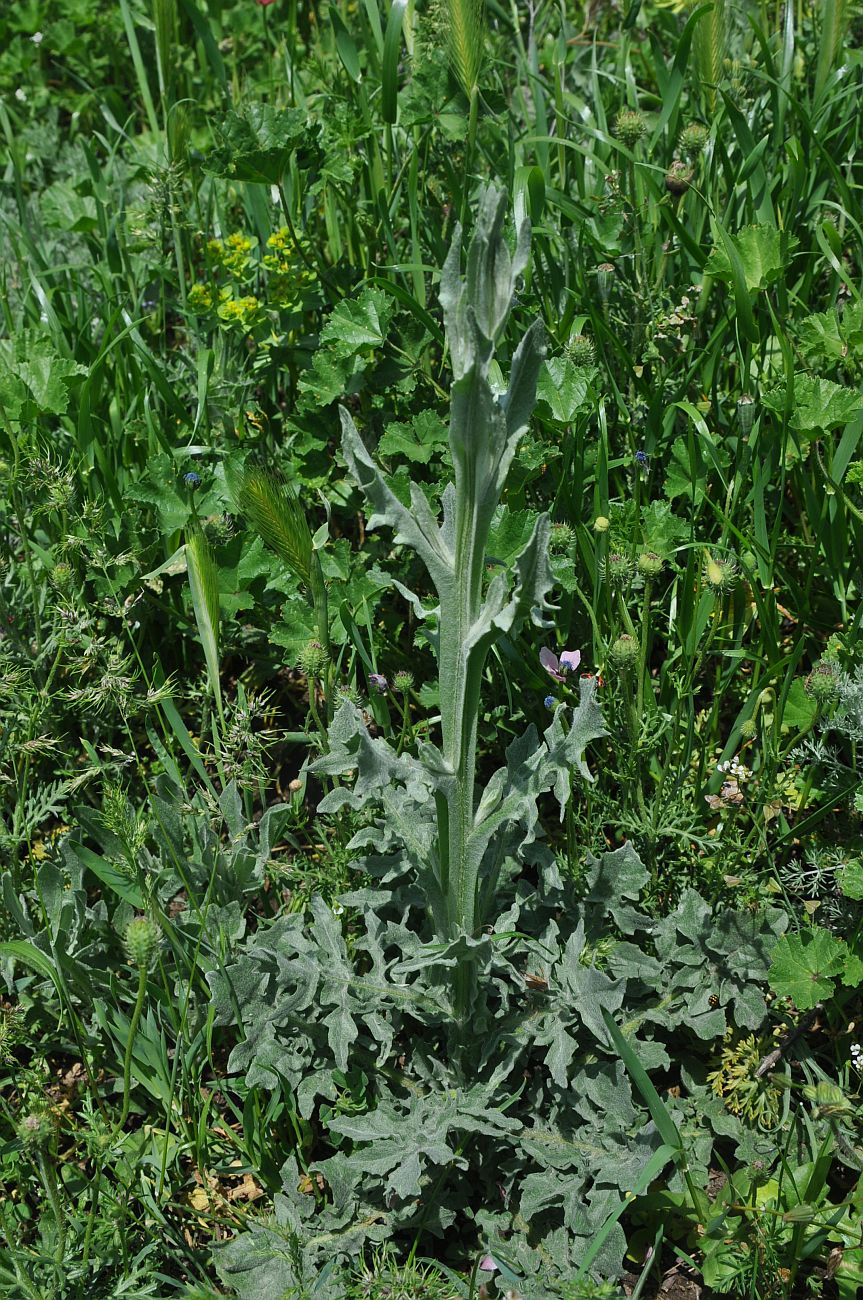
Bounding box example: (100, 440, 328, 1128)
(636, 550, 664, 579)
(613, 108, 647, 147)
(804, 660, 841, 705)
(604, 551, 632, 588)
(18, 1110, 55, 1152)
(297, 639, 330, 680)
(609, 633, 638, 667)
(565, 334, 595, 366)
(392, 670, 414, 695)
(336, 684, 363, 707)
(704, 553, 738, 593)
(124, 916, 161, 970)
(803, 1080, 853, 1118)
(593, 515, 610, 534)
(51, 562, 74, 591)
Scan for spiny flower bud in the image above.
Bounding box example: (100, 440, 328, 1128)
(124, 916, 161, 969)
(335, 684, 362, 707)
(679, 122, 709, 157)
(550, 523, 576, 557)
(737, 394, 757, 435)
(18, 1111, 54, 1151)
(565, 334, 595, 366)
(609, 634, 639, 667)
(704, 553, 738, 593)
(665, 160, 693, 196)
(593, 515, 610, 534)
(392, 670, 414, 694)
(613, 108, 647, 147)
(297, 640, 329, 679)
(636, 550, 664, 579)
(368, 673, 388, 694)
(739, 718, 757, 740)
(604, 551, 632, 588)
(804, 660, 840, 705)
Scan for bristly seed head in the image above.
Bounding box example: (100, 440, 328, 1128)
(608, 634, 638, 666)
(637, 550, 664, 578)
(704, 553, 738, 593)
(679, 122, 709, 157)
(804, 660, 840, 704)
(603, 551, 632, 588)
(297, 640, 330, 680)
(613, 108, 647, 147)
(125, 916, 161, 970)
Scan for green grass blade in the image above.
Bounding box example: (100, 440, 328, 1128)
(185, 528, 223, 727)
(382, 0, 408, 124)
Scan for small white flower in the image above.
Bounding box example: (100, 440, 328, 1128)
(851, 1042, 863, 1069)
(32, 31, 44, 44)
(332, 902, 345, 917)
(15, 87, 27, 102)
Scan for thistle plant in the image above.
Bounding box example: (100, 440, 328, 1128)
(313, 189, 605, 1027)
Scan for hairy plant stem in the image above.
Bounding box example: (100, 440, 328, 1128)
(113, 964, 148, 1138)
(35, 1148, 66, 1269)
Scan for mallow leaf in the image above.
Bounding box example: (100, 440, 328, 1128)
(769, 928, 846, 1009)
(705, 224, 794, 292)
(206, 104, 317, 183)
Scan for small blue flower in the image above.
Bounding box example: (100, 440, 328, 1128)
(544, 695, 556, 710)
(635, 449, 648, 467)
(184, 471, 202, 488)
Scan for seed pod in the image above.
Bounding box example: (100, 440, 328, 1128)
(665, 160, 694, 196)
(737, 394, 757, 435)
(596, 263, 615, 302)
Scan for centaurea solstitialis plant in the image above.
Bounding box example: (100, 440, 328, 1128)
(313, 189, 606, 1029)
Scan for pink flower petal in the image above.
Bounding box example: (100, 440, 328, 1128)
(539, 647, 563, 681)
(479, 1255, 498, 1272)
(559, 649, 581, 673)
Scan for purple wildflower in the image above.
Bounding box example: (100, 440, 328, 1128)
(479, 1255, 498, 1273)
(368, 673, 388, 694)
(540, 646, 581, 682)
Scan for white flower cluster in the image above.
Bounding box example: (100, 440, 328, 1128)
(717, 756, 751, 782)
(852, 1042, 863, 1071)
